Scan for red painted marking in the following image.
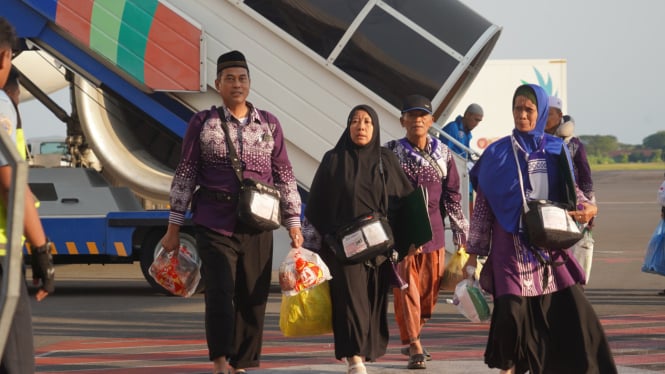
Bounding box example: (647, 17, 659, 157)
(35, 313, 665, 373)
(144, 4, 201, 90)
(55, 0, 94, 46)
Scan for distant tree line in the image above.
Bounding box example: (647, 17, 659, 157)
(580, 131, 665, 164)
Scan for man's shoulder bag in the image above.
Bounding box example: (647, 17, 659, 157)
(219, 109, 281, 231)
(237, 178, 281, 231)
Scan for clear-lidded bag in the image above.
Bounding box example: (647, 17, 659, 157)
(447, 278, 491, 323)
(149, 246, 201, 297)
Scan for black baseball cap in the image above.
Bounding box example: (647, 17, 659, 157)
(401, 94, 432, 114)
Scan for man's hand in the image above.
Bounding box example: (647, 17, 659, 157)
(31, 241, 55, 301)
(289, 227, 303, 248)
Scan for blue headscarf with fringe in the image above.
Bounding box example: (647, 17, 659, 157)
(470, 84, 574, 233)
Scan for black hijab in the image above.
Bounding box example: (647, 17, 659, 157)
(305, 105, 413, 235)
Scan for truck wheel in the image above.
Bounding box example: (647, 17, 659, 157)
(139, 230, 202, 295)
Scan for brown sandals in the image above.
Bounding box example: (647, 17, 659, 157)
(407, 353, 427, 370)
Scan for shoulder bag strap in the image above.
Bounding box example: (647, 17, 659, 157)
(511, 136, 529, 214)
(217, 107, 244, 183)
(414, 146, 444, 180)
(378, 153, 388, 215)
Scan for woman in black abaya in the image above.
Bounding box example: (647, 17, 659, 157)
(304, 104, 413, 374)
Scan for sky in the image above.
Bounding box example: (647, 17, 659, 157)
(16, 0, 665, 146)
(17, 78, 68, 141)
(459, 0, 665, 145)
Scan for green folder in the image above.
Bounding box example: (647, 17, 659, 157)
(395, 185, 433, 256)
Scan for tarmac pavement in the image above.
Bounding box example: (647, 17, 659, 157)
(29, 170, 665, 373)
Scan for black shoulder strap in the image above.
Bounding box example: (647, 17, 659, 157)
(257, 109, 276, 134)
(217, 107, 244, 183)
(378, 152, 388, 215)
(415, 146, 444, 180)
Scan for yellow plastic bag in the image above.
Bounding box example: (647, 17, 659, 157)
(440, 247, 481, 291)
(279, 281, 333, 337)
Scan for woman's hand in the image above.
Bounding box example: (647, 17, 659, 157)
(289, 227, 303, 248)
(463, 253, 478, 278)
(407, 244, 423, 257)
(569, 202, 598, 224)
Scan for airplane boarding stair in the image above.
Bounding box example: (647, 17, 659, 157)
(2, 0, 500, 204)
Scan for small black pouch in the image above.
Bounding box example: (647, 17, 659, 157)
(325, 213, 394, 264)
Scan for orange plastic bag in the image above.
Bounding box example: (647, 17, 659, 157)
(149, 246, 201, 297)
(278, 247, 331, 296)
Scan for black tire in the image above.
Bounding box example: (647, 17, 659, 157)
(139, 229, 202, 295)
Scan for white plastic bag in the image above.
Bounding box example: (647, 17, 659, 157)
(658, 180, 665, 207)
(447, 278, 491, 323)
(278, 247, 332, 296)
(642, 220, 665, 276)
(571, 228, 594, 283)
(149, 246, 201, 297)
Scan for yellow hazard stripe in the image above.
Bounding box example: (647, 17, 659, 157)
(7, 242, 130, 256)
(87, 242, 99, 255)
(114, 242, 128, 256)
(65, 242, 78, 254)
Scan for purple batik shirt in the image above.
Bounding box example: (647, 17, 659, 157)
(567, 137, 594, 200)
(385, 136, 468, 253)
(467, 189, 588, 298)
(168, 103, 301, 236)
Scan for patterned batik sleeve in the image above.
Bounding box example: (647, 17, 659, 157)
(168, 112, 205, 225)
(466, 190, 493, 256)
(442, 152, 469, 246)
(576, 184, 594, 205)
(301, 217, 322, 252)
(574, 140, 594, 201)
(268, 114, 302, 229)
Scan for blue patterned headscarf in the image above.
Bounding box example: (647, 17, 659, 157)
(470, 84, 572, 233)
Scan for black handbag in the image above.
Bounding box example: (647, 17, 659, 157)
(512, 137, 582, 249)
(523, 199, 583, 249)
(236, 178, 282, 231)
(324, 213, 394, 264)
(220, 111, 281, 231)
(324, 156, 397, 263)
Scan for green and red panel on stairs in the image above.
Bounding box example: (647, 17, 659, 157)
(23, 0, 204, 92)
